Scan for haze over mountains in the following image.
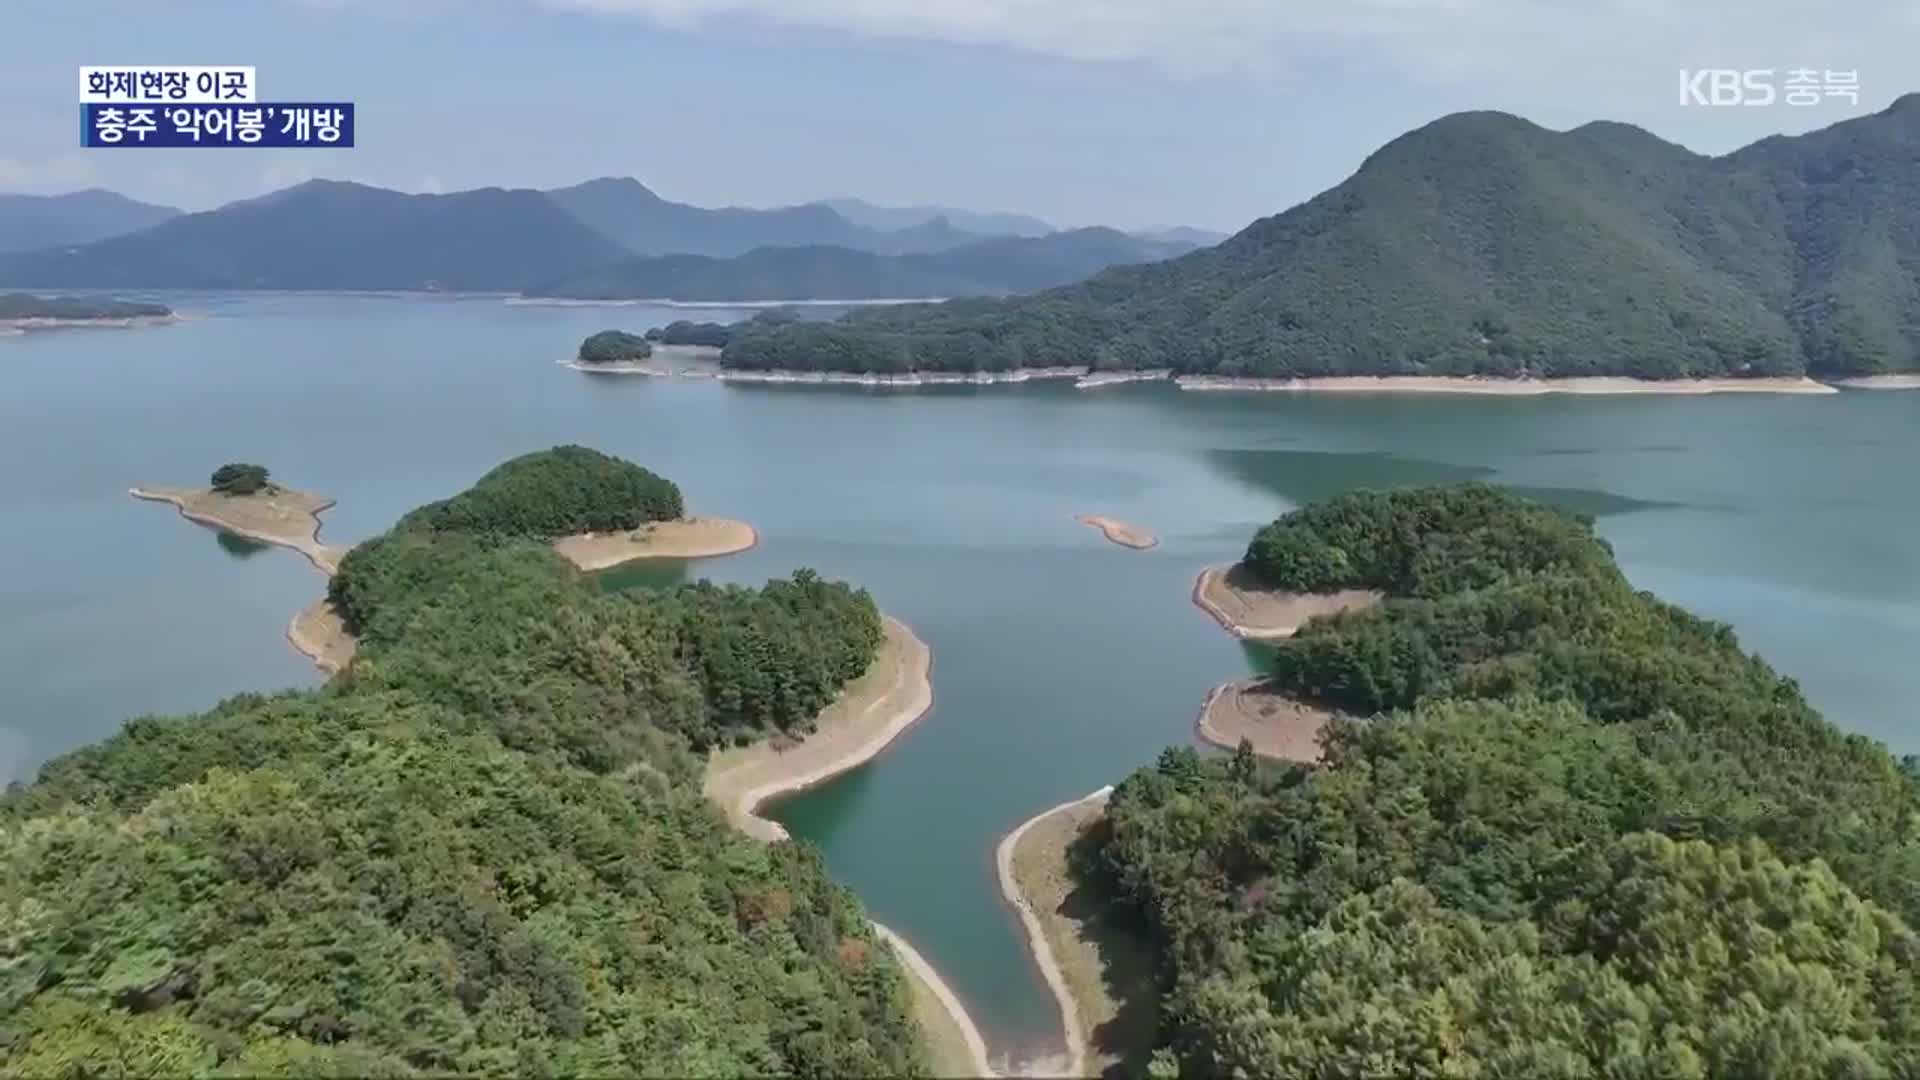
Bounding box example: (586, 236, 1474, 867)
(0, 190, 179, 254)
(0, 175, 1209, 295)
(527, 227, 1194, 301)
(726, 94, 1920, 378)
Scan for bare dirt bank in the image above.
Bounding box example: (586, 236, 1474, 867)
(1192, 564, 1381, 640)
(1075, 514, 1157, 550)
(553, 517, 758, 570)
(130, 485, 349, 574)
(1197, 679, 1334, 764)
(288, 598, 355, 674)
(1175, 374, 1837, 395)
(700, 618, 993, 1075)
(996, 787, 1160, 1078)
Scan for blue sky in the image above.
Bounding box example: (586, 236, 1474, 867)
(1, 0, 1909, 231)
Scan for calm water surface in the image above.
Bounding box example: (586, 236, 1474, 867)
(3, 294, 1915, 1063)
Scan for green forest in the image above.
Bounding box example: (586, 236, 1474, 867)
(721, 95, 1920, 379)
(575, 330, 652, 365)
(1087, 486, 1920, 1077)
(0, 449, 923, 1076)
(387, 445, 683, 539)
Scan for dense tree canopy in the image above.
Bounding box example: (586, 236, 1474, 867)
(390, 445, 683, 540)
(646, 320, 734, 347)
(721, 97, 1920, 378)
(209, 462, 271, 496)
(575, 329, 652, 365)
(1088, 485, 1920, 1076)
(1, 450, 923, 1076)
(0, 292, 171, 320)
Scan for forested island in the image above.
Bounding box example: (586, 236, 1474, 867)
(9, 448, 934, 1075)
(721, 95, 1920, 382)
(0, 291, 173, 327)
(1021, 485, 1920, 1076)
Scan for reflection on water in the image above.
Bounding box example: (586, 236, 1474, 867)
(214, 530, 272, 559)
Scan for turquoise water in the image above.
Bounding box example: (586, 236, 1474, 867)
(3, 294, 1915, 1060)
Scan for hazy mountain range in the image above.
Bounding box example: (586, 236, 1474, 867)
(724, 94, 1920, 378)
(526, 227, 1195, 301)
(0, 190, 180, 254)
(0, 178, 1216, 295)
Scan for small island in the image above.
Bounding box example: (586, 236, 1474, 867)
(130, 463, 345, 575)
(1074, 513, 1157, 550)
(0, 291, 176, 332)
(565, 328, 663, 374)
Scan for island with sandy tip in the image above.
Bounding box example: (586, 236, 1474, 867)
(1192, 563, 1381, 640)
(130, 481, 348, 575)
(551, 516, 758, 570)
(1074, 514, 1157, 550)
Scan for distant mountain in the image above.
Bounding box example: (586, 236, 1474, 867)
(723, 96, 1920, 378)
(544, 178, 996, 258)
(814, 197, 1054, 238)
(0, 189, 180, 254)
(526, 227, 1196, 302)
(0, 180, 629, 292)
(1130, 225, 1228, 248)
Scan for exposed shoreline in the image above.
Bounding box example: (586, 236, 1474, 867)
(1, 313, 182, 333)
(1833, 374, 1920, 390)
(1075, 368, 1171, 389)
(699, 617, 994, 1077)
(1191, 564, 1382, 640)
(1195, 679, 1331, 764)
(995, 787, 1116, 1079)
(287, 598, 354, 675)
(718, 366, 1087, 387)
(508, 296, 942, 308)
(1175, 373, 1838, 395)
(552, 516, 758, 570)
(1075, 514, 1158, 550)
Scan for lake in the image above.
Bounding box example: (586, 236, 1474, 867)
(3, 293, 1915, 1063)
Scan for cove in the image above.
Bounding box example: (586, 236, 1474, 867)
(2, 293, 1916, 1063)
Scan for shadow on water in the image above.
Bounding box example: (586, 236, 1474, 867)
(214, 531, 271, 559)
(1205, 449, 1678, 518)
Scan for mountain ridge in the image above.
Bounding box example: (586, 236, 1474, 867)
(0, 189, 181, 254)
(721, 98, 1920, 378)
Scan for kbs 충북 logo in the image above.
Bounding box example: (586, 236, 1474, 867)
(79, 66, 355, 148)
(1678, 69, 1860, 107)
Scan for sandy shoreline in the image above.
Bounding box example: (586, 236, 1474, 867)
(1174, 373, 1837, 395)
(1075, 369, 1171, 389)
(872, 922, 996, 1079)
(287, 598, 355, 675)
(1, 314, 181, 332)
(1075, 514, 1157, 550)
(552, 517, 758, 571)
(996, 787, 1114, 1079)
(719, 366, 1087, 387)
(1192, 564, 1382, 640)
(1196, 679, 1332, 764)
(700, 617, 994, 1076)
(1833, 374, 1920, 390)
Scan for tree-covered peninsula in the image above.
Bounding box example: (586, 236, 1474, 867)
(0, 292, 171, 321)
(0, 449, 922, 1076)
(1079, 486, 1920, 1076)
(722, 95, 1920, 379)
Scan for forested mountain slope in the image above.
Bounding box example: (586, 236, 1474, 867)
(723, 95, 1920, 377)
(0, 448, 925, 1076)
(1085, 486, 1920, 1076)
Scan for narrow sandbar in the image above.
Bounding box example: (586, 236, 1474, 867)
(1192, 564, 1381, 640)
(1175, 374, 1838, 395)
(553, 516, 757, 571)
(1196, 679, 1333, 764)
(1074, 514, 1157, 550)
(996, 786, 1160, 1078)
(130, 484, 348, 574)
